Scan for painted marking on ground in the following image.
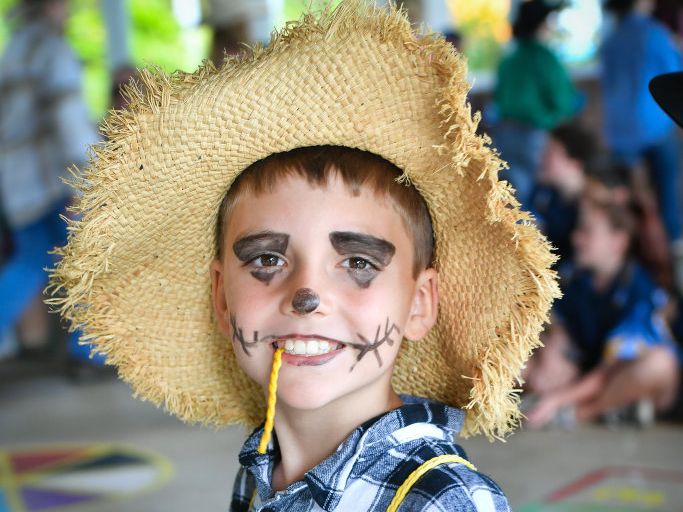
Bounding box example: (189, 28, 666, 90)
(520, 466, 683, 512)
(0, 444, 172, 511)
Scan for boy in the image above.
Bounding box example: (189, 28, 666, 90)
(49, 1, 558, 510)
(526, 198, 680, 428)
(215, 146, 506, 510)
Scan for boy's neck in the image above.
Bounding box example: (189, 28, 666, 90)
(270, 375, 403, 492)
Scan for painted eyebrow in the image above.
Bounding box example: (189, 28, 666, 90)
(232, 231, 289, 262)
(329, 231, 396, 266)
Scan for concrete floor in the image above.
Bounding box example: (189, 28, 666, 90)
(2, 364, 683, 511)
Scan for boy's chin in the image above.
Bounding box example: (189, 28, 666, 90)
(275, 392, 337, 412)
(270, 378, 356, 412)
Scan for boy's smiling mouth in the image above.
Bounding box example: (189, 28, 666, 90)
(271, 335, 347, 366)
(231, 314, 400, 369)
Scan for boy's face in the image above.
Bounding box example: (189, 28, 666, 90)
(211, 174, 438, 412)
(572, 203, 628, 271)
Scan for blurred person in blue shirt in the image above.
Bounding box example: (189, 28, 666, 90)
(525, 197, 680, 428)
(0, 0, 99, 360)
(600, 0, 682, 245)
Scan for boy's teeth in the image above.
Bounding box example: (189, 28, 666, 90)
(280, 339, 339, 356)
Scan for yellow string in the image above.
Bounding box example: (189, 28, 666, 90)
(248, 488, 257, 511)
(258, 347, 284, 454)
(386, 454, 477, 512)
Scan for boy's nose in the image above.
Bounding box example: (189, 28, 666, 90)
(291, 288, 320, 315)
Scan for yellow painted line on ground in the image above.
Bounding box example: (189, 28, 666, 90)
(0, 449, 26, 512)
(0, 443, 174, 512)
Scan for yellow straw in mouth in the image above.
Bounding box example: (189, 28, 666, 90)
(258, 347, 284, 454)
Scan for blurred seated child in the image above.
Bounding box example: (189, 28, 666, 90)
(530, 122, 597, 276)
(525, 197, 681, 428)
(587, 161, 674, 289)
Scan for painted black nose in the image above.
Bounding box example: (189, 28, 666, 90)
(292, 288, 320, 315)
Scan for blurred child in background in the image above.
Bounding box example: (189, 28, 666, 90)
(492, 0, 581, 206)
(530, 122, 597, 277)
(525, 196, 680, 428)
(600, 0, 682, 248)
(0, 0, 98, 361)
(588, 161, 674, 290)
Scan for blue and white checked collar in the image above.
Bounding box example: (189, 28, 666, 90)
(237, 395, 466, 511)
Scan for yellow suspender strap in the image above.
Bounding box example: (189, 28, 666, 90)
(386, 454, 477, 512)
(248, 488, 257, 511)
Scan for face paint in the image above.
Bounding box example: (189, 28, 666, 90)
(232, 231, 289, 285)
(330, 231, 396, 288)
(231, 314, 399, 371)
(291, 288, 320, 315)
(346, 318, 400, 371)
(230, 314, 278, 356)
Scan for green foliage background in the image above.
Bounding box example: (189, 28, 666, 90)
(0, 0, 342, 120)
(0, 0, 212, 118)
(283, 0, 341, 22)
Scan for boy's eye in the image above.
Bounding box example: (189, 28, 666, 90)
(252, 254, 285, 268)
(340, 256, 381, 288)
(342, 257, 378, 271)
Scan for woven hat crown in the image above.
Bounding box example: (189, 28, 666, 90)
(49, 0, 559, 439)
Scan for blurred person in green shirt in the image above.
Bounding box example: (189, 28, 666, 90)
(492, 0, 582, 206)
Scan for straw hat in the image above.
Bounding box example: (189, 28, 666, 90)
(49, 0, 559, 438)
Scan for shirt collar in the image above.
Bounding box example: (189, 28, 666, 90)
(238, 395, 465, 510)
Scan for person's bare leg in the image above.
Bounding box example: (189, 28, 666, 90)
(525, 324, 579, 396)
(577, 347, 680, 422)
(17, 292, 50, 350)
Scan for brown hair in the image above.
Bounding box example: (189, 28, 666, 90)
(583, 172, 675, 289)
(550, 122, 598, 170)
(584, 197, 637, 237)
(216, 146, 434, 276)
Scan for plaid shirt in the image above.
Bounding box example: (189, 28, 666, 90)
(230, 396, 511, 511)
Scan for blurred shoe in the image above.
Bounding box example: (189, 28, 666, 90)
(522, 395, 577, 431)
(550, 405, 576, 430)
(601, 398, 655, 429)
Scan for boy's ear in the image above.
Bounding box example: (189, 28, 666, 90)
(210, 259, 231, 337)
(403, 268, 439, 341)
